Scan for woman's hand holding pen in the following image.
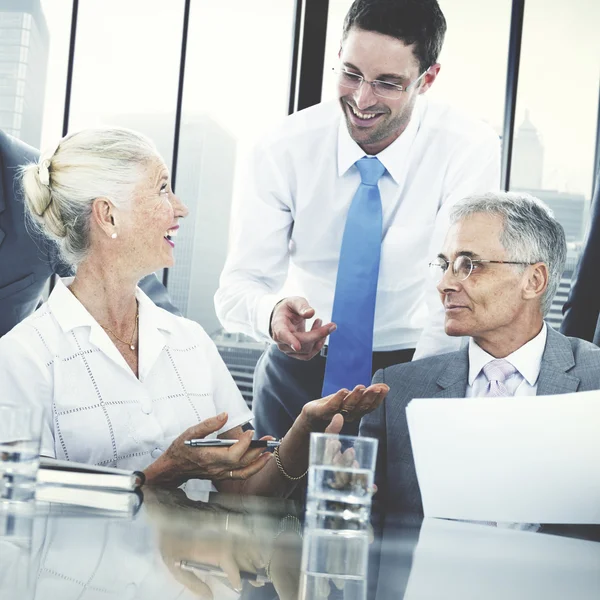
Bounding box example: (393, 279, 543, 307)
(143, 412, 272, 487)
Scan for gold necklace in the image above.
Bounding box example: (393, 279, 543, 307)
(70, 287, 139, 351)
(100, 304, 139, 351)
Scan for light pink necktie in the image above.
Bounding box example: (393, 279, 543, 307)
(482, 359, 517, 397)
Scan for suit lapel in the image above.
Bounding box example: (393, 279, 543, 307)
(536, 326, 580, 395)
(433, 346, 469, 398)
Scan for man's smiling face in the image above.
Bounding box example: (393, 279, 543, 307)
(338, 27, 432, 155)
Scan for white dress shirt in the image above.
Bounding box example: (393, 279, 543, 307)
(466, 323, 548, 397)
(215, 97, 500, 357)
(0, 278, 253, 497)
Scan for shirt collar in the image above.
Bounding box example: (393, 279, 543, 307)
(48, 277, 175, 335)
(48, 277, 177, 381)
(337, 95, 424, 184)
(468, 323, 548, 386)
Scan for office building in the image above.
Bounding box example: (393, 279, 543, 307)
(0, 0, 49, 147)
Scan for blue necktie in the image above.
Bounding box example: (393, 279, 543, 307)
(322, 157, 386, 396)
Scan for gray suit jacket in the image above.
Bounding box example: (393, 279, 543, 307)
(359, 326, 600, 516)
(0, 130, 180, 337)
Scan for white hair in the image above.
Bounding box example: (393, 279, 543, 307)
(450, 191, 567, 316)
(20, 127, 161, 267)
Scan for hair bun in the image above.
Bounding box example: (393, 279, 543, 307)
(20, 161, 66, 238)
(38, 159, 51, 187)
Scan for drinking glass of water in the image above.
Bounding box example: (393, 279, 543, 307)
(0, 405, 43, 508)
(306, 433, 378, 525)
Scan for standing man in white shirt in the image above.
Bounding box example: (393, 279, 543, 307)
(215, 0, 501, 439)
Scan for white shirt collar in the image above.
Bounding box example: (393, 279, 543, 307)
(468, 322, 548, 386)
(337, 95, 424, 185)
(48, 277, 176, 381)
(48, 277, 175, 334)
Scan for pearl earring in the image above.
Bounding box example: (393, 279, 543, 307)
(111, 232, 117, 239)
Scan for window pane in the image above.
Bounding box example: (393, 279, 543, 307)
(428, 0, 511, 132)
(322, 0, 353, 101)
(0, 0, 71, 149)
(170, 0, 296, 407)
(510, 0, 600, 329)
(67, 0, 184, 165)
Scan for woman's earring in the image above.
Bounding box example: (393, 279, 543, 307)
(111, 232, 118, 239)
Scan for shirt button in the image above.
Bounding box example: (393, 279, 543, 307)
(151, 448, 162, 459)
(141, 404, 152, 415)
(124, 583, 137, 600)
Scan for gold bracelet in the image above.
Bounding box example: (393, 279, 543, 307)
(273, 445, 308, 481)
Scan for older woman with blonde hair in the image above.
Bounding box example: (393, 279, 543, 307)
(0, 127, 387, 498)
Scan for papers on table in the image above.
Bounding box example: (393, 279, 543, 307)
(406, 390, 600, 524)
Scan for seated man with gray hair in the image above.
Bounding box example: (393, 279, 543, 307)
(360, 191, 600, 514)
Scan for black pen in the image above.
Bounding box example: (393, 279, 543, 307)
(184, 439, 281, 448)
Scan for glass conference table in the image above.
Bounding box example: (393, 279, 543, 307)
(1, 488, 599, 600)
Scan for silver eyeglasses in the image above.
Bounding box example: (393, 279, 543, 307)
(429, 255, 537, 284)
(333, 66, 429, 99)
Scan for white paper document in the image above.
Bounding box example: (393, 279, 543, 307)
(406, 390, 600, 524)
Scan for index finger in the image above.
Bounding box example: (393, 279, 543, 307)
(170, 564, 213, 599)
(321, 388, 350, 412)
(272, 326, 303, 352)
(295, 322, 336, 346)
(219, 554, 243, 593)
(343, 385, 388, 421)
(226, 430, 265, 464)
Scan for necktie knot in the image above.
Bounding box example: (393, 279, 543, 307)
(356, 157, 386, 186)
(482, 359, 517, 385)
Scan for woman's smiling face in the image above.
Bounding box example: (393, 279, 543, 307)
(118, 158, 189, 275)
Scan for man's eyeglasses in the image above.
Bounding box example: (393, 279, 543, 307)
(333, 67, 429, 99)
(428, 255, 537, 284)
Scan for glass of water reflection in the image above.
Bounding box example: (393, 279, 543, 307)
(0, 405, 43, 508)
(306, 433, 378, 524)
(299, 525, 369, 600)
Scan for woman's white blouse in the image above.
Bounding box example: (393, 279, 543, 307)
(0, 278, 253, 495)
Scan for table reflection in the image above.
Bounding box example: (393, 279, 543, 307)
(1, 492, 599, 600)
(1, 489, 304, 600)
(299, 526, 369, 600)
(373, 517, 600, 600)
